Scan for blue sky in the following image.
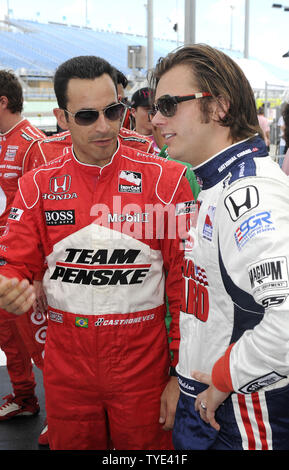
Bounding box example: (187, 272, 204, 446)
(1, 0, 288, 67)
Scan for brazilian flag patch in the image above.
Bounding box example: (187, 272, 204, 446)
(75, 317, 88, 328)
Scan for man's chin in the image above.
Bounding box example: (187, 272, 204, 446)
(166, 144, 182, 161)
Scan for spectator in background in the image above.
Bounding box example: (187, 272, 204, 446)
(130, 87, 153, 136)
(0, 70, 47, 422)
(257, 105, 270, 152)
(115, 69, 128, 101)
(115, 69, 131, 130)
(278, 103, 287, 167)
(281, 103, 289, 175)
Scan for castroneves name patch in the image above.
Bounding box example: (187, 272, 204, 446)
(50, 248, 151, 286)
(95, 314, 154, 327)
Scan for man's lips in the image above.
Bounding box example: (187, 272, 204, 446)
(162, 132, 176, 141)
(90, 137, 114, 145)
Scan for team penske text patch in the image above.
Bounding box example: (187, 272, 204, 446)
(50, 248, 151, 286)
(118, 170, 142, 193)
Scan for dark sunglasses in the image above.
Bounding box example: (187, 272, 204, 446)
(148, 93, 212, 120)
(64, 102, 125, 126)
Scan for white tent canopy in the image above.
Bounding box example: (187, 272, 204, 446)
(235, 58, 289, 90)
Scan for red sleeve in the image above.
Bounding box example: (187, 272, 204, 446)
(162, 175, 195, 366)
(0, 174, 45, 283)
(211, 343, 235, 392)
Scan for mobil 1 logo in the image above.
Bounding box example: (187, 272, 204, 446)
(45, 209, 75, 226)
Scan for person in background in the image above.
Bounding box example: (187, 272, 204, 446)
(115, 69, 131, 130)
(150, 43, 289, 450)
(115, 69, 128, 102)
(281, 103, 289, 175)
(0, 70, 47, 422)
(257, 105, 270, 152)
(130, 87, 154, 136)
(278, 103, 287, 155)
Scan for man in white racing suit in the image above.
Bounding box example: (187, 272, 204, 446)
(150, 43, 289, 450)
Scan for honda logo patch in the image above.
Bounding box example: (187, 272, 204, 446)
(225, 185, 259, 221)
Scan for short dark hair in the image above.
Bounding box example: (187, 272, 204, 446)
(54, 55, 118, 110)
(150, 44, 262, 142)
(0, 69, 23, 113)
(131, 87, 153, 109)
(116, 69, 128, 89)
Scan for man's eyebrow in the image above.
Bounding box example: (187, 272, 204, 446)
(77, 101, 118, 111)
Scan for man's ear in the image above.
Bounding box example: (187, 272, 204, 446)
(211, 96, 230, 122)
(130, 107, 136, 118)
(53, 108, 69, 130)
(0, 95, 9, 110)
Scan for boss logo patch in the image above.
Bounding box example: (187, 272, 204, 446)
(45, 209, 75, 226)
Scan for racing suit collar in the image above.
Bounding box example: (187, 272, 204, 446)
(193, 135, 268, 190)
(71, 137, 121, 177)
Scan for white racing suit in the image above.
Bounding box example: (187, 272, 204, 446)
(174, 135, 289, 450)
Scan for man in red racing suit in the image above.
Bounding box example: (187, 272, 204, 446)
(0, 56, 194, 450)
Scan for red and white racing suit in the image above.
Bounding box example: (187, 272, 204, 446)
(0, 140, 194, 449)
(0, 119, 47, 399)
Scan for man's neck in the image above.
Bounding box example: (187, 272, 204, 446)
(194, 129, 235, 168)
(0, 112, 22, 134)
(135, 127, 152, 137)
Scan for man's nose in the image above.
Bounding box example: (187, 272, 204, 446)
(95, 111, 110, 132)
(151, 110, 166, 126)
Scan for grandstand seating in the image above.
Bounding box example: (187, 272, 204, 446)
(0, 18, 287, 102)
(0, 19, 178, 76)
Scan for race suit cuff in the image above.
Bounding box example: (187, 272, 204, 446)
(212, 343, 235, 393)
(169, 366, 177, 377)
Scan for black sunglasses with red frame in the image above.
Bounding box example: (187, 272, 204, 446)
(148, 92, 212, 120)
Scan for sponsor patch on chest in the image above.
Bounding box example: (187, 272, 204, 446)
(118, 170, 142, 193)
